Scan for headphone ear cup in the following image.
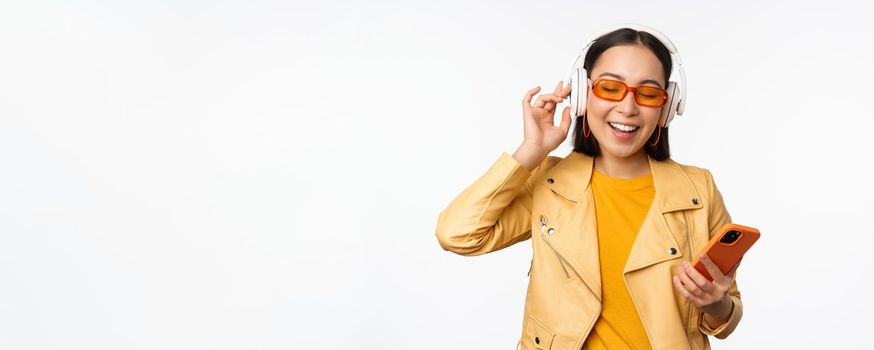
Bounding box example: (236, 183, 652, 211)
(660, 81, 679, 127)
(570, 68, 588, 117)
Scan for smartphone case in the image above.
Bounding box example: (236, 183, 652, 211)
(691, 223, 760, 281)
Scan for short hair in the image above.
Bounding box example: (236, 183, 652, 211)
(571, 28, 673, 161)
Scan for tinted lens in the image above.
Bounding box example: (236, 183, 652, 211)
(592, 80, 627, 101)
(635, 86, 668, 107)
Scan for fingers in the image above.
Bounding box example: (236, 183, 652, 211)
(675, 258, 738, 312)
(524, 82, 569, 125)
(533, 93, 563, 109)
(522, 86, 541, 113)
(543, 81, 564, 113)
(700, 255, 727, 282)
(552, 80, 564, 95)
(531, 81, 566, 110)
(559, 106, 572, 135)
(676, 264, 707, 298)
(561, 81, 572, 98)
(684, 261, 714, 292)
(673, 275, 702, 305)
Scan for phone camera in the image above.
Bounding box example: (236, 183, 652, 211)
(720, 230, 742, 244)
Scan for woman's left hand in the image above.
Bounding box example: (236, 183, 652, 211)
(672, 254, 739, 320)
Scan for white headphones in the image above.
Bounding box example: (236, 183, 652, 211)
(566, 23, 687, 127)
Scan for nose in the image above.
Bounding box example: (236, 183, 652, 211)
(616, 89, 640, 116)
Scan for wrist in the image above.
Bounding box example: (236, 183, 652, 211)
(519, 140, 547, 154)
(513, 143, 548, 172)
(702, 296, 733, 322)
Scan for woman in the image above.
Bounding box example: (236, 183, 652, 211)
(435, 25, 743, 350)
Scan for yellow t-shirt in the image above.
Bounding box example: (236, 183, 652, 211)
(582, 169, 656, 350)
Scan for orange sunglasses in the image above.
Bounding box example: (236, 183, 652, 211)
(590, 79, 668, 108)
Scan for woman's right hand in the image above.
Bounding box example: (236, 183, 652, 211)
(520, 81, 575, 155)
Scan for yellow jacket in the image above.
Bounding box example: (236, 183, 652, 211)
(435, 151, 743, 350)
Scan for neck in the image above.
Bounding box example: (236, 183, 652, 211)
(594, 150, 651, 179)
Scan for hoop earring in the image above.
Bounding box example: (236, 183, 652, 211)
(583, 114, 591, 138)
(648, 125, 661, 147)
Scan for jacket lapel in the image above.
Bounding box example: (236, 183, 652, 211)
(538, 151, 705, 299)
(624, 156, 704, 274)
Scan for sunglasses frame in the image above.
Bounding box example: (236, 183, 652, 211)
(589, 78, 669, 108)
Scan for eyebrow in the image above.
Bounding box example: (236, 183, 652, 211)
(597, 72, 663, 88)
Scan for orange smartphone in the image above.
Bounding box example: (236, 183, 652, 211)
(691, 223, 760, 281)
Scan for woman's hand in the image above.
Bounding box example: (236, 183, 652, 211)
(520, 81, 574, 155)
(673, 255, 741, 326)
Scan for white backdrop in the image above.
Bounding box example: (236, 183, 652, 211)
(1, 0, 873, 349)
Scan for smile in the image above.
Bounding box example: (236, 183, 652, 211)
(608, 122, 639, 133)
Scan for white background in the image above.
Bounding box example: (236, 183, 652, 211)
(1, 0, 872, 349)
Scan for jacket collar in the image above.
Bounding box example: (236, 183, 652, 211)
(542, 151, 703, 213)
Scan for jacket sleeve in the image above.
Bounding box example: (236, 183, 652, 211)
(698, 169, 743, 339)
(435, 152, 548, 256)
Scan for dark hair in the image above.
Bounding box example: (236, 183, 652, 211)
(571, 28, 673, 161)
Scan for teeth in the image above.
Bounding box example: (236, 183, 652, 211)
(609, 122, 639, 132)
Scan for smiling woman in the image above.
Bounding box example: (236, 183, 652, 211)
(435, 24, 744, 350)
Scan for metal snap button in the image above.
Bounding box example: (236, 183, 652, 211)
(692, 198, 699, 205)
(547, 228, 555, 236)
(547, 178, 554, 184)
(669, 247, 677, 255)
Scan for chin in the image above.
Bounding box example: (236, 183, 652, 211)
(602, 143, 645, 159)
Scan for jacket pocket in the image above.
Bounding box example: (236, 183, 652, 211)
(546, 240, 573, 282)
(536, 212, 573, 283)
(522, 315, 555, 350)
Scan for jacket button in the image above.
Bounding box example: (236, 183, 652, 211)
(669, 247, 677, 255)
(547, 178, 554, 184)
(692, 198, 699, 205)
(535, 336, 540, 344)
(547, 228, 556, 236)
